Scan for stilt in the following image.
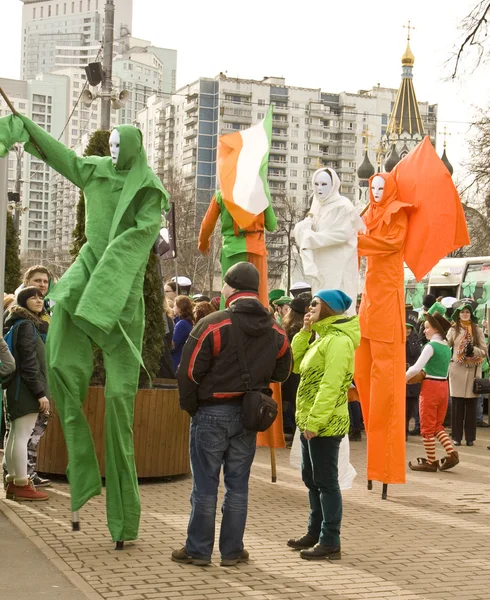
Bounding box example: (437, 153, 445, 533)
(72, 511, 80, 531)
(367, 480, 373, 490)
(381, 483, 388, 500)
(115, 541, 124, 550)
(270, 447, 277, 483)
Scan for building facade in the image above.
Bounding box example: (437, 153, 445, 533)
(21, 0, 133, 80)
(0, 74, 70, 257)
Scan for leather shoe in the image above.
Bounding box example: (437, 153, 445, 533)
(300, 543, 341, 561)
(466, 441, 474, 447)
(287, 533, 317, 550)
(453, 440, 461, 446)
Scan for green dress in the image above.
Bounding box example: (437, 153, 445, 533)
(0, 114, 169, 541)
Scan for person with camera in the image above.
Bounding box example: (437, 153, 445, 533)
(173, 262, 291, 567)
(287, 289, 360, 561)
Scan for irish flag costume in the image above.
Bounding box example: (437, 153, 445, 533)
(198, 108, 285, 448)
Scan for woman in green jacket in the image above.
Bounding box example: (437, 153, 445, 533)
(287, 289, 360, 561)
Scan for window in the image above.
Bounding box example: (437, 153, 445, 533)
(304, 144, 310, 151)
(290, 156, 298, 164)
(381, 114, 388, 125)
(258, 99, 265, 106)
(303, 170, 309, 178)
(292, 130, 298, 137)
(33, 7, 36, 18)
(291, 116, 299, 123)
(303, 184, 308, 191)
(257, 112, 265, 120)
(48, 5, 52, 16)
(290, 143, 298, 150)
(303, 157, 310, 165)
(292, 102, 299, 109)
(290, 183, 297, 190)
(289, 169, 297, 177)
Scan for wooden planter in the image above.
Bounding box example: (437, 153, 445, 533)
(37, 382, 190, 478)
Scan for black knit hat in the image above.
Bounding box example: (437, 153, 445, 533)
(290, 298, 307, 315)
(17, 286, 43, 309)
(224, 262, 260, 293)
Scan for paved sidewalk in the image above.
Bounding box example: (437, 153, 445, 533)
(0, 510, 87, 599)
(2, 432, 490, 600)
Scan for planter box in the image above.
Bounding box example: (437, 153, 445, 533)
(37, 382, 190, 478)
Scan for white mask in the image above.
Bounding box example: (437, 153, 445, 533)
(109, 129, 120, 165)
(313, 170, 333, 201)
(371, 175, 385, 203)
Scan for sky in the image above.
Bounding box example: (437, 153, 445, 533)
(1, 0, 489, 183)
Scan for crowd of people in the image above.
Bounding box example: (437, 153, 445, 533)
(2, 263, 490, 565)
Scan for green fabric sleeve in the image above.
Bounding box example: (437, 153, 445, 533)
(264, 203, 277, 232)
(291, 329, 312, 374)
(0, 115, 30, 156)
(74, 187, 162, 333)
(17, 114, 94, 190)
(306, 336, 351, 434)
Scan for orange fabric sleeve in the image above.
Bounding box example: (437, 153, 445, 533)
(198, 195, 221, 253)
(358, 211, 408, 256)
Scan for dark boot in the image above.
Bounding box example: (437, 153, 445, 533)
(300, 543, 341, 561)
(287, 533, 317, 550)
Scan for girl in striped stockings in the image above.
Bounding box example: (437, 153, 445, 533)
(406, 312, 459, 472)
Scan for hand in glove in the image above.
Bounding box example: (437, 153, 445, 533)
(466, 343, 474, 357)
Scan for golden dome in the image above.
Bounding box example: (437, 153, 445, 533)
(402, 41, 415, 66)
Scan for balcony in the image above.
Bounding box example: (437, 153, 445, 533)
(184, 112, 198, 126)
(309, 132, 328, 144)
(271, 129, 288, 140)
(222, 113, 252, 124)
(272, 117, 288, 127)
(268, 173, 287, 181)
(270, 144, 287, 154)
(309, 105, 330, 118)
(269, 158, 287, 168)
(272, 104, 288, 114)
(185, 99, 198, 112)
(183, 128, 198, 139)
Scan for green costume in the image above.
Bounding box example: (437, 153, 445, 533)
(291, 315, 360, 436)
(0, 114, 169, 541)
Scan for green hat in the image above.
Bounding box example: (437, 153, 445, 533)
(428, 302, 446, 317)
(274, 296, 292, 306)
(451, 299, 478, 323)
(269, 289, 285, 303)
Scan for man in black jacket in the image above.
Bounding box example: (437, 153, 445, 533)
(172, 262, 291, 567)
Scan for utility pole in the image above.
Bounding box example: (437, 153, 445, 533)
(0, 158, 8, 327)
(100, 0, 115, 131)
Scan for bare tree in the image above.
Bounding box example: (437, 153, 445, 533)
(160, 170, 220, 295)
(266, 192, 307, 290)
(450, 204, 490, 257)
(451, 2, 490, 78)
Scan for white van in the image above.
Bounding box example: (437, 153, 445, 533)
(405, 256, 490, 323)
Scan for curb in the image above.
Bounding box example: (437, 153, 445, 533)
(0, 499, 104, 600)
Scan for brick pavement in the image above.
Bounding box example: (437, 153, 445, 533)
(2, 431, 490, 600)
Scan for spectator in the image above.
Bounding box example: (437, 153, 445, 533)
(406, 311, 422, 437)
(3, 266, 52, 487)
(157, 297, 175, 380)
(447, 301, 487, 447)
(281, 298, 307, 437)
(171, 295, 194, 372)
(287, 289, 360, 561)
(3, 287, 50, 501)
(164, 280, 178, 309)
(3, 293, 15, 311)
(210, 296, 221, 311)
(193, 301, 216, 324)
(0, 335, 16, 382)
(172, 262, 291, 567)
(274, 296, 292, 325)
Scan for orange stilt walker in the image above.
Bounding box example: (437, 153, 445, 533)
(356, 138, 470, 497)
(199, 192, 286, 460)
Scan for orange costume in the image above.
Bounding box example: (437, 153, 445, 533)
(355, 138, 470, 487)
(356, 173, 410, 484)
(198, 191, 285, 449)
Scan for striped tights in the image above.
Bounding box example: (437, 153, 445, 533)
(423, 430, 454, 463)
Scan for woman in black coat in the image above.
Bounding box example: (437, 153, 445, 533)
(3, 287, 50, 502)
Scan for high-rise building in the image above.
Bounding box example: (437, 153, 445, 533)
(0, 73, 70, 258)
(20, 0, 133, 80)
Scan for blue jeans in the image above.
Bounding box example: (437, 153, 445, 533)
(477, 395, 484, 422)
(300, 434, 343, 547)
(185, 404, 256, 561)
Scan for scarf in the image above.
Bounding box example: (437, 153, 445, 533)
(456, 321, 483, 367)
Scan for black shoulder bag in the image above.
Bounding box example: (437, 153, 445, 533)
(228, 310, 278, 432)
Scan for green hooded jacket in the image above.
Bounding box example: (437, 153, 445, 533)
(0, 114, 169, 356)
(291, 315, 361, 436)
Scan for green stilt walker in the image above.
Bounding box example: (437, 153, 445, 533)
(0, 112, 169, 543)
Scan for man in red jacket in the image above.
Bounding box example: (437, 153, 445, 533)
(172, 262, 291, 567)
